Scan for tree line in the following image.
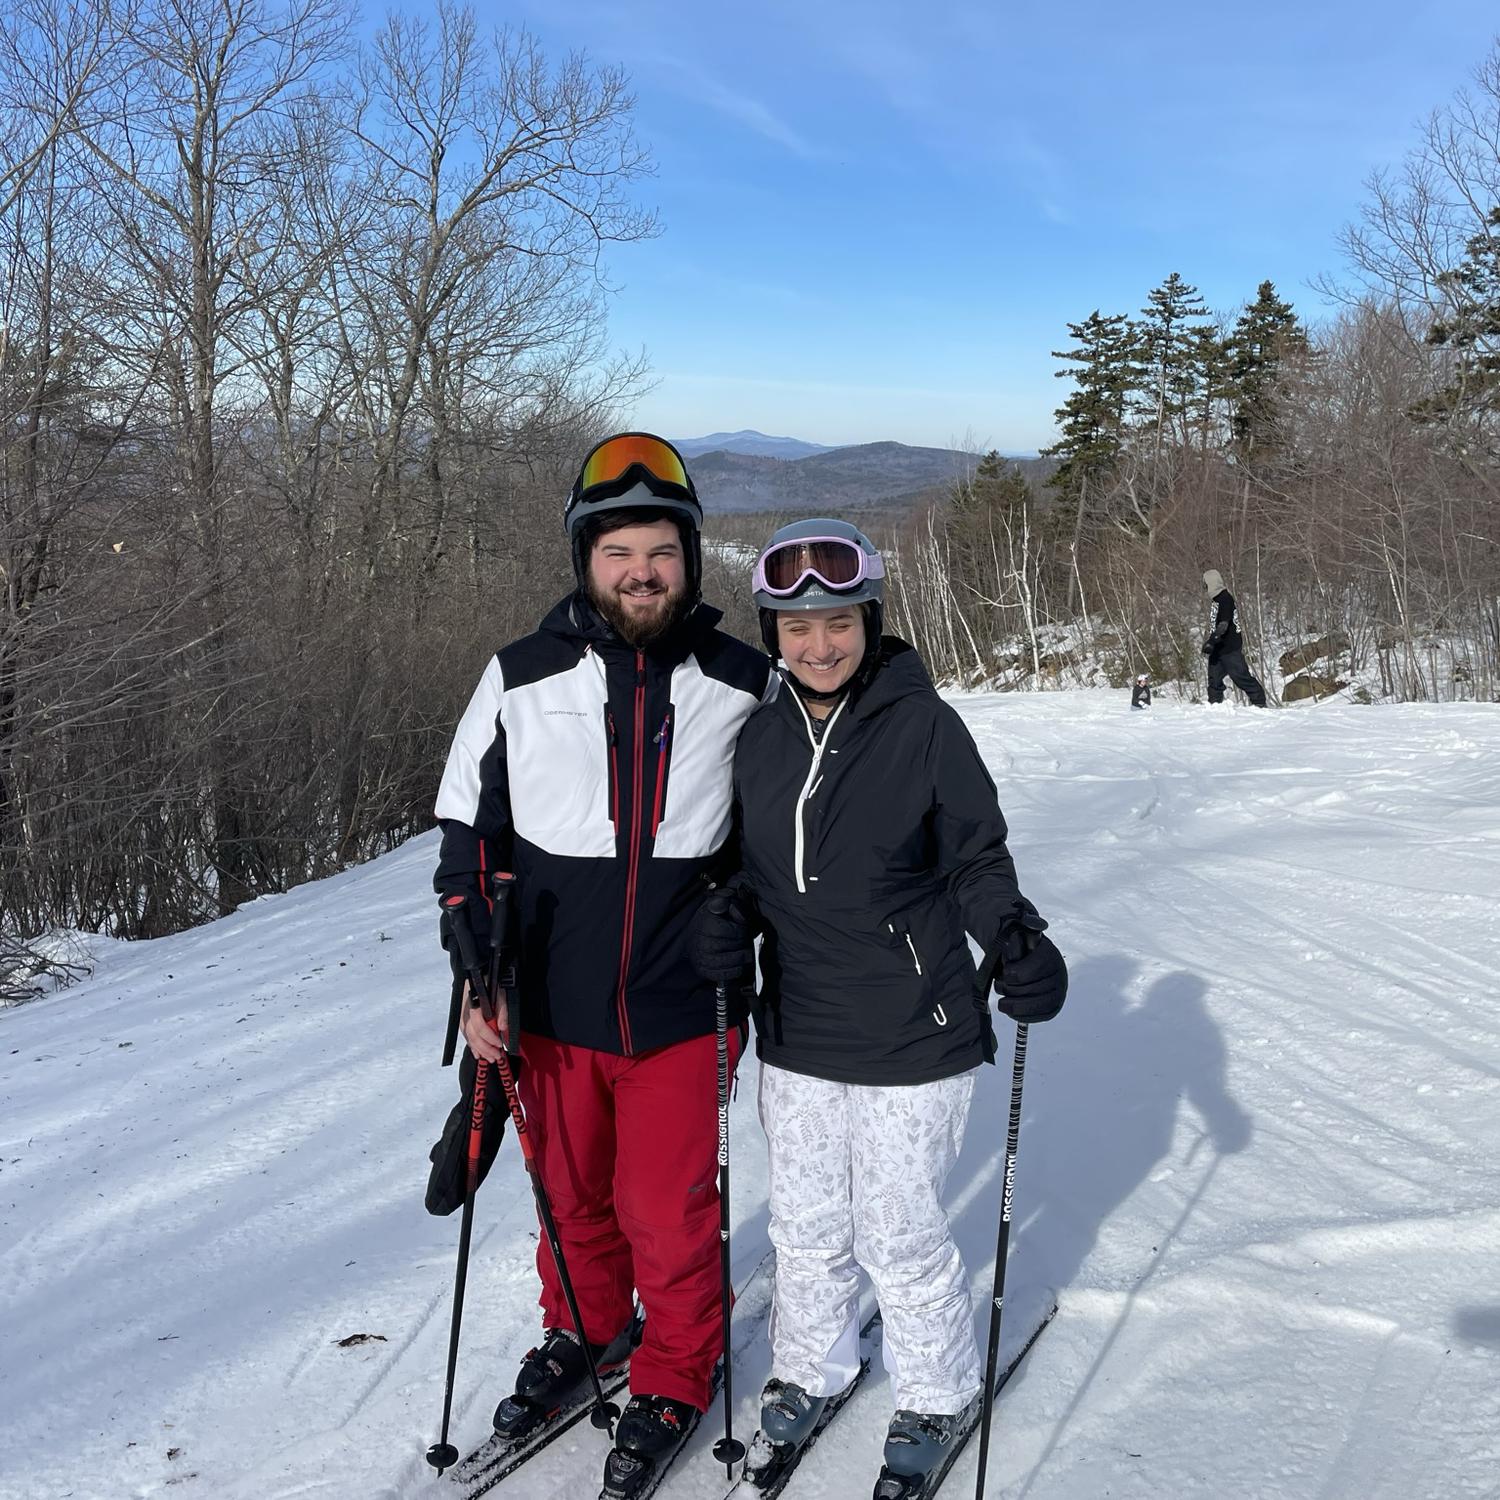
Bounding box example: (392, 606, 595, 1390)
(882, 48, 1500, 708)
(1, 0, 655, 994)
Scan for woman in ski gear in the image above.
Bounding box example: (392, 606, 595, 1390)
(1131, 672, 1152, 709)
(692, 518, 1067, 1490)
(434, 433, 775, 1496)
(1201, 568, 1268, 706)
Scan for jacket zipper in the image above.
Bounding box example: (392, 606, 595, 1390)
(886, 921, 924, 975)
(650, 710, 671, 836)
(607, 710, 620, 831)
(613, 650, 646, 1053)
(790, 694, 847, 894)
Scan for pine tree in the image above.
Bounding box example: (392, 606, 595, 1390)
(1042, 311, 1136, 608)
(1225, 280, 1308, 460)
(1414, 208, 1500, 429)
(1136, 272, 1213, 460)
(1043, 311, 1135, 499)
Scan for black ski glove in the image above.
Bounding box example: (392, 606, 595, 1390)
(690, 882, 758, 986)
(439, 889, 493, 985)
(990, 907, 1068, 1023)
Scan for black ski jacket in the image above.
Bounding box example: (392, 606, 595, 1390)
(1206, 589, 1244, 658)
(734, 639, 1030, 1087)
(434, 594, 773, 1055)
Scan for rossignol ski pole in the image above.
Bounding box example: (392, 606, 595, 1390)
(973, 1020, 1030, 1500)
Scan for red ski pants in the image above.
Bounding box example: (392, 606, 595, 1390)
(516, 1028, 742, 1410)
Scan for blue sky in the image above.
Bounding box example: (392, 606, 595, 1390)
(487, 0, 1499, 452)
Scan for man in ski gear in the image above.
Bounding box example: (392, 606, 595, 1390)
(1131, 671, 1152, 709)
(692, 518, 1067, 1495)
(433, 433, 775, 1493)
(1201, 568, 1268, 706)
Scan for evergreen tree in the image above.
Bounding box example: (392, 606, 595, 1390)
(1136, 272, 1213, 458)
(1414, 208, 1500, 428)
(1189, 322, 1234, 453)
(1225, 280, 1308, 459)
(1042, 310, 1135, 501)
(1043, 310, 1136, 608)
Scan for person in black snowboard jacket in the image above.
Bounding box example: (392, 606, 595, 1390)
(1201, 568, 1268, 706)
(690, 518, 1067, 1490)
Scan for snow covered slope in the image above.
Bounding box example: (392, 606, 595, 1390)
(2, 694, 1497, 1500)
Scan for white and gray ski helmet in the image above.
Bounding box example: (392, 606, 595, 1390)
(563, 432, 704, 592)
(752, 517, 884, 657)
(1203, 568, 1226, 595)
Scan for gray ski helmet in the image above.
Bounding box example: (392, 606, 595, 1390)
(753, 517, 885, 658)
(564, 432, 703, 593)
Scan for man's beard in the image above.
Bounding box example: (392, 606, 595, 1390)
(587, 578, 690, 647)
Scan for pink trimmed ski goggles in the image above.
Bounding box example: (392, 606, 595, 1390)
(753, 536, 885, 597)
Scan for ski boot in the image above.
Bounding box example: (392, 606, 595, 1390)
(872, 1395, 980, 1499)
(600, 1392, 702, 1499)
(492, 1311, 643, 1442)
(742, 1378, 831, 1490)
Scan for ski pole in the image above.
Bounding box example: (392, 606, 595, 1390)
(707, 904, 746, 1476)
(469, 877, 618, 1430)
(425, 878, 619, 1476)
(973, 1020, 1030, 1500)
(424, 886, 507, 1475)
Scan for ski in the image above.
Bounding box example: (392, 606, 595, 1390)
(723, 1310, 883, 1500)
(450, 1363, 634, 1500)
(871, 1300, 1058, 1500)
(439, 1250, 776, 1499)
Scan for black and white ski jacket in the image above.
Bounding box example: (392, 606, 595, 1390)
(734, 639, 1030, 1087)
(434, 594, 774, 1056)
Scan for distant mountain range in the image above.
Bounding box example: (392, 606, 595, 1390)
(668, 432, 1054, 515)
(672, 430, 834, 460)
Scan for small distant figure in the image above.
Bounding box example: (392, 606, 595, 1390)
(1131, 672, 1152, 709)
(1201, 569, 1267, 707)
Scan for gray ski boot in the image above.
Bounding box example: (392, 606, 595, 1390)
(872, 1395, 981, 1499)
(742, 1378, 831, 1487)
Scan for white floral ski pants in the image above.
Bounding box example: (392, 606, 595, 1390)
(757, 1061, 981, 1414)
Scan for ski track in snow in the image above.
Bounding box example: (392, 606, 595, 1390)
(1, 693, 1497, 1500)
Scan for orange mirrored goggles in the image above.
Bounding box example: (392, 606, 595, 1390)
(573, 433, 694, 502)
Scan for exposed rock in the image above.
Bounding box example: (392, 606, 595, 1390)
(1279, 633, 1350, 676)
(1282, 674, 1346, 702)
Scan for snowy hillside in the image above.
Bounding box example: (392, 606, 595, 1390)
(3, 694, 1498, 1500)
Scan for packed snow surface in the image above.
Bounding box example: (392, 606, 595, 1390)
(2, 693, 1497, 1500)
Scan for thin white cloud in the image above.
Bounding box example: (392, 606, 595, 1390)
(643, 49, 833, 161)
